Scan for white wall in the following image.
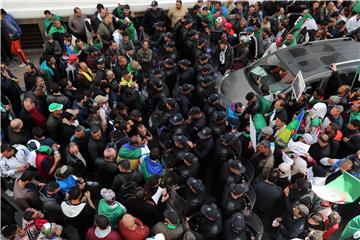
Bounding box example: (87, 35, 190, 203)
(2, 0, 199, 19)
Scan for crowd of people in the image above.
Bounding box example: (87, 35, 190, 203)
(1, 0, 360, 239)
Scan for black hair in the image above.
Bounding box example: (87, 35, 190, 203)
(23, 209, 35, 221)
(295, 178, 311, 193)
(44, 10, 51, 15)
(246, 92, 255, 101)
(91, 126, 101, 134)
(32, 127, 45, 138)
(350, 119, 360, 128)
(20, 170, 35, 182)
(73, 7, 80, 13)
(1, 224, 17, 238)
(260, 84, 270, 94)
(267, 169, 280, 183)
(76, 93, 86, 102)
(96, 3, 105, 11)
(47, 181, 60, 192)
(68, 186, 82, 200)
(150, 148, 160, 160)
(119, 159, 131, 170)
(51, 83, 61, 93)
(0, 143, 12, 153)
(94, 214, 109, 229)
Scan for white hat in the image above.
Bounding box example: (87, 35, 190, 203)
(302, 133, 313, 145)
(278, 163, 291, 179)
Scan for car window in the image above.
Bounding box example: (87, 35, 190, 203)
(249, 54, 295, 93)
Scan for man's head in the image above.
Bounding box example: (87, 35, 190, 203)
(91, 126, 102, 140)
(53, 19, 62, 29)
(317, 134, 329, 147)
(176, 0, 182, 9)
(10, 119, 23, 133)
(19, 170, 35, 183)
(25, 63, 36, 74)
(46, 182, 60, 195)
(293, 204, 309, 219)
(267, 169, 280, 183)
(74, 7, 82, 17)
(347, 119, 360, 131)
(257, 141, 270, 155)
(35, 76, 46, 88)
(23, 98, 35, 112)
(68, 186, 82, 201)
(48, 103, 63, 117)
(0, 143, 14, 158)
(330, 105, 343, 118)
(103, 148, 117, 161)
(94, 214, 110, 230)
(130, 135, 142, 147)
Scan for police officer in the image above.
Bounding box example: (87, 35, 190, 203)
(195, 76, 217, 108)
(169, 135, 193, 167)
(223, 212, 250, 240)
(193, 127, 214, 167)
(186, 107, 207, 137)
(187, 203, 222, 240)
(141, 1, 167, 34)
(162, 58, 178, 93)
(147, 77, 170, 112)
(178, 59, 196, 86)
(181, 177, 205, 214)
(172, 152, 200, 184)
(174, 83, 194, 117)
(202, 93, 225, 118)
(208, 111, 229, 138)
(221, 182, 250, 218)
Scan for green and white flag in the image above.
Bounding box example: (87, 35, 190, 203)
(312, 171, 360, 204)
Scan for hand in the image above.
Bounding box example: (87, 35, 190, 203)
(54, 153, 61, 162)
(16, 165, 27, 173)
(275, 217, 282, 222)
(329, 64, 337, 72)
(38, 182, 46, 188)
(84, 191, 91, 199)
(343, 137, 349, 142)
(139, 26, 144, 31)
(187, 141, 194, 148)
(283, 187, 290, 197)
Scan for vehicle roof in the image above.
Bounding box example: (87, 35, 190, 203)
(275, 38, 360, 79)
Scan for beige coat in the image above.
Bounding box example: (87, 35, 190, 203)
(167, 6, 188, 28)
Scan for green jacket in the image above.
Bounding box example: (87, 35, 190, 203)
(198, 12, 214, 27)
(48, 25, 66, 36)
(44, 14, 61, 32)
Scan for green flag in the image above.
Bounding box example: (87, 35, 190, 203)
(312, 171, 360, 204)
(353, 0, 360, 13)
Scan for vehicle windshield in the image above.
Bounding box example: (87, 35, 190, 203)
(249, 53, 295, 93)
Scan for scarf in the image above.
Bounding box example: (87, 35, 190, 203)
(219, 46, 227, 65)
(98, 199, 125, 226)
(80, 69, 94, 82)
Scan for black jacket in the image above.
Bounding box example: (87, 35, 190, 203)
(94, 157, 119, 187)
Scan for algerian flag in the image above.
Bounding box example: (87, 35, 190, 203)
(312, 171, 360, 204)
(293, 12, 318, 32)
(277, 110, 305, 144)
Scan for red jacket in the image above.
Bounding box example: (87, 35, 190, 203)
(119, 218, 149, 240)
(86, 226, 122, 240)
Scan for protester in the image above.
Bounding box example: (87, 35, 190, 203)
(2, 2, 360, 240)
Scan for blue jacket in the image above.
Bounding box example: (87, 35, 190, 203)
(227, 103, 240, 129)
(3, 14, 22, 38)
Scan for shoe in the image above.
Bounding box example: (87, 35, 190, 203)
(19, 63, 26, 67)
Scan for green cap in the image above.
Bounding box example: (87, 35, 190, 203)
(48, 103, 63, 112)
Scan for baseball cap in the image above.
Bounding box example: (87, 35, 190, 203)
(169, 113, 183, 125)
(189, 106, 201, 116)
(261, 126, 273, 136)
(229, 159, 246, 173)
(151, 1, 158, 7)
(197, 127, 212, 139)
(222, 132, 235, 144)
(208, 94, 220, 104)
(296, 204, 309, 217)
(178, 59, 191, 67)
(164, 209, 180, 224)
(179, 152, 197, 164)
(48, 103, 63, 112)
(173, 135, 188, 144)
(231, 183, 249, 194)
(164, 58, 175, 65)
(201, 75, 214, 84)
(201, 204, 220, 220)
(231, 213, 246, 232)
(180, 83, 194, 92)
(186, 177, 205, 192)
(55, 165, 73, 179)
(212, 111, 226, 122)
(246, 26, 254, 32)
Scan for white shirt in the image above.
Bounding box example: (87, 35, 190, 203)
(346, 15, 360, 32)
(0, 145, 31, 179)
(262, 42, 287, 58)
